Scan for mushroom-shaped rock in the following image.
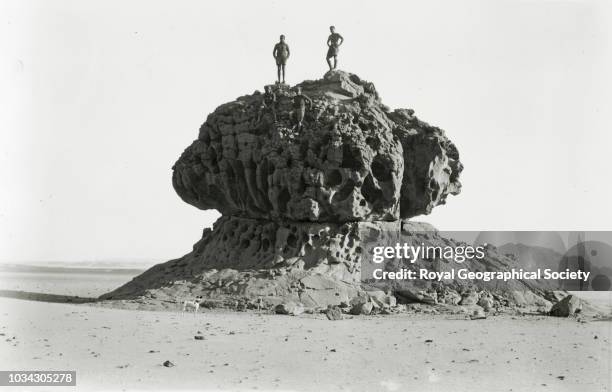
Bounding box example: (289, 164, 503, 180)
(172, 71, 462, 222)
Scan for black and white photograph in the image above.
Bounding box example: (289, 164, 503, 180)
(1, 0, 611, 391)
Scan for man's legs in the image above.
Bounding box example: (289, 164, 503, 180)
(326, 56, 333, 71)
(277, 65, 281, 83)
(333, 56, 338, 70)
(281, 64, 286, 83)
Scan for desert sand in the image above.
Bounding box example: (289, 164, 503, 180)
(1, 266, 611, 391)
(0, 296, 610, 392)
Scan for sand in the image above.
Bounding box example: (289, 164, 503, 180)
(0, 265, 145, 298)
(0, 266, 611, 391)
(1, 296, 611, 391)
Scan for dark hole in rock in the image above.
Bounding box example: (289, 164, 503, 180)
(371, 155, 392, 182)
(287, 234, 297, 248)
(429, 179, 439, 200)
(240, 239, 250, 249)
(262, 239, 270, 252)
(361, 174, 383, 204)
(325, 169, 343, 187)
(278, 188, 290, 214)
(366, 137, 381, 150)
(359, 199, 366, 206)
(431, 189, 439, 201)
(341, 145, 362, 170)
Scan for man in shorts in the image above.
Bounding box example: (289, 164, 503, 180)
(273, 35, 290, 84)
(293, 86, 312, 131)
(326, 26, 344, 71)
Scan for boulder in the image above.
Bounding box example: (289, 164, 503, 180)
(418, 290, 438, 305)
(470, 308, 487, 320)
(459, 291, 478, 306)
(275, 302, 305, 316)
(477, 297, 494, 312)
(438, 289, 461, 305)
(324, 306, 344, 321)
(350, 301, 374, 315)
(544, 290, 568, 304)
(549, 295, 582, 317)
(394, 289, 437, 305)
(367, 291, 397, 308)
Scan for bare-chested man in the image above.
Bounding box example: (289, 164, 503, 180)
(273, 35, 290, 84)
(326, 26, 344, 71)
(293, 86, 312, 131)
(257, 85, 277, 123)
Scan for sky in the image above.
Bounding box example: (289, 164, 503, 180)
(1, 0, 611, 264)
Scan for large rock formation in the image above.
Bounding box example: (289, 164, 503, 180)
(172, 70, 461, 222)
(101, 71, 551, 312)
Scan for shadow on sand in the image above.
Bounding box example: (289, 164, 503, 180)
(0, 290, 97, 304)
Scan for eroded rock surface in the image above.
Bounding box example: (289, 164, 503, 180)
(172, 71, 462, 222)
(101, 71, 560, 314)
(101, 219, 554, 312)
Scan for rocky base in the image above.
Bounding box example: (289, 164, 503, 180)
(98, 71, 595, 318)
(100, 219, 562, 315)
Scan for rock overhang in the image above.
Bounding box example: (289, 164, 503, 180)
(172, 70, 462, 222)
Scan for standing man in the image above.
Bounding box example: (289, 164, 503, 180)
(293, 86, 312, 131)
(326, 26, 344, 71)
(257, 85, 277, 123)
(273, 35, 290, 84)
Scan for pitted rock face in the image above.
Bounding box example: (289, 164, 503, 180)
(172, 71, 462, 222)
(102, 73, 553, 311)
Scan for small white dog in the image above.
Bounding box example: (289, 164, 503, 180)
(182, 295, 202, 314)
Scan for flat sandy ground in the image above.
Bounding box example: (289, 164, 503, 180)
(0, 266, 145, 298)
(1, 297, 611, 392)
(1, 266, 611, 391)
